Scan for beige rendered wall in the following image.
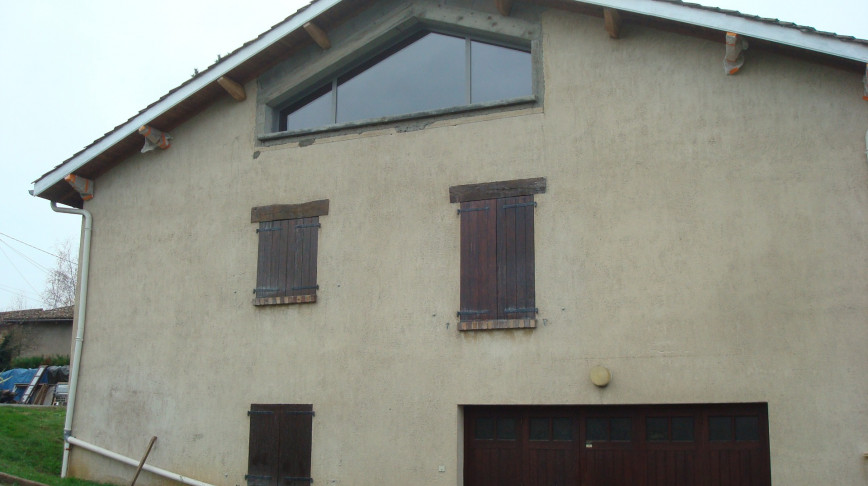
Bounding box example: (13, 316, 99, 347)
(17, 322, 72, 358)
(66, 6, 868, 486)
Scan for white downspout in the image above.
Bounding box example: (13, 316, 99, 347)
(51, 202, 91, 479)
(51, 202, 215, 486)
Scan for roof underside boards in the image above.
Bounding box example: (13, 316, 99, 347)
(31, 0, 868, 208)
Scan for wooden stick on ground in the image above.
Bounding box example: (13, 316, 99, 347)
(130, 436, 157, 486)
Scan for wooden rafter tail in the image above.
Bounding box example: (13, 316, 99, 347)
(724, 32, 748, 75)
(303, 22, 331, 50)
(64, 174, 95, 201)
(217, 76, 246, 101)
(862, 63, 867, 101)
(494, 0, 512, 16)
(137, 125, 172, 152)
(603, 8, 622, 39)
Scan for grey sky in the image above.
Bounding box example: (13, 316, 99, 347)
(1, 0, 866, 310)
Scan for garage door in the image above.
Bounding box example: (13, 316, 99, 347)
(464, 403, 770, 486)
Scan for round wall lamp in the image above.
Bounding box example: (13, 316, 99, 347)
(590, 366, 611, 387)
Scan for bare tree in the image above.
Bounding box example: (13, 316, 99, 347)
(42, 239, 78, 309)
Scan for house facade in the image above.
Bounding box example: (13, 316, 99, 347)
(0, 306, 73, 360)
(31, 1, 868, 485)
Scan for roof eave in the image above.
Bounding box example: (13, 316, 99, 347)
(31, 0, 868, 202)
(31, 0, 344, 202)
(581, 0, 868, 62)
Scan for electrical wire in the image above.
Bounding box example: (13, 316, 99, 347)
(0, 232, 76, 264)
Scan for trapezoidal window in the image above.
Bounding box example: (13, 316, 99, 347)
(277, 31, 532, 132)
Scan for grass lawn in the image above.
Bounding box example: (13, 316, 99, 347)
(0, 406, 110, 486)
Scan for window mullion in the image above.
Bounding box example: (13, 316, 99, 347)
(331, 79, 338, 124)
(465, 37, 472, 105)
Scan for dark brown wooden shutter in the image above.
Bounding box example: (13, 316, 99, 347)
(256, 218, 319, 300)
(247, 405, 280, 486)
(279, 405, 314, 484)
(248, 404, 314, 486)
(497, 196, 535, 319)
(290, 217, 319, 297)
(460, 200, 497, 321)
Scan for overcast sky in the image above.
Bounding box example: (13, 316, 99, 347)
(1, 0, 866, 311)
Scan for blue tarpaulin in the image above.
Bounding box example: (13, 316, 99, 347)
(0, 368, 44, 402)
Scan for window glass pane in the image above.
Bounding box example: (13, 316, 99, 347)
(497, 418, 517, 440)
(475, 418, 495, 440)
(282, 85, 333, 131)
(552, 418, 573, 441)
(671, 417, 694, 442)
(646, 417, 668, 441)
(735, 416, 759, 441)
(586, 418, 608, 442)
(337, 32, 465, 123)
(610, 418, 632, 441)
(470, 40, 532, 104)
(529, 418, 549, 441)
(709, 416, 732, 441)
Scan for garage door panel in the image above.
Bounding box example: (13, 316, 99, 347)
(527, 448, 578, 486)
(645, 450, 697, 486)
(584, 449, 640, 486)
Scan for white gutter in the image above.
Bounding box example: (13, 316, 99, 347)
(67, 436, 215, 486)
(31, 0, 343, 199)
(51, 202, 91, 479)
(578, 0, 868, 62)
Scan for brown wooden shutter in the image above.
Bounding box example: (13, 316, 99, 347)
(497, 196, 535, 319)
(255, 218, 319, 301)
(460, 200, 497, 321)
(248, 404, 314, 486)
(255, 221, 282, 299)
(279, 405, 314, 484)
(289, 217, 319, 297)
(247, 405, 280, 486)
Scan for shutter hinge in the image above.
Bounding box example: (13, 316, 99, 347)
(283, 411, 315, 416)
(502, 202, 537, 209)
(256, 227, 282, 233)
(504, 307, 538, 314)
(282, 477, 313, 483)
(291, 285, 319, 291)
(295, 223, 321, 229)
(253, 287, 281, 294)
(457, 206, 489, 215)
(457, 310, 488, 317)
(247, 410, 275, 416)
(245, 475, 272, 481)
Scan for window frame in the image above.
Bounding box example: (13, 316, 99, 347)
(450, 178, 545, 331)
(257, 15, 541, 143)
(251, 199, 329, 306)
(274, 29, 533, 134)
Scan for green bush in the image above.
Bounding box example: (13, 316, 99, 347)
(10, 355, 70, 369)
(0, 333, 21, 371)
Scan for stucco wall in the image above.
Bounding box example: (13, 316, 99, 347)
(66, 4, 868, 486)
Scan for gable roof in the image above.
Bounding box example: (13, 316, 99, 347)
(0, 306, 74, 324)
(31, 0, 868, 208)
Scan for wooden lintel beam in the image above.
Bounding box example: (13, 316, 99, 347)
(603, 8, 622, 39)
(251, 199, 330, 223)
(495, 0, 512, 16)
(303, 22, 331, 50)
(217, 76, 246, 101)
